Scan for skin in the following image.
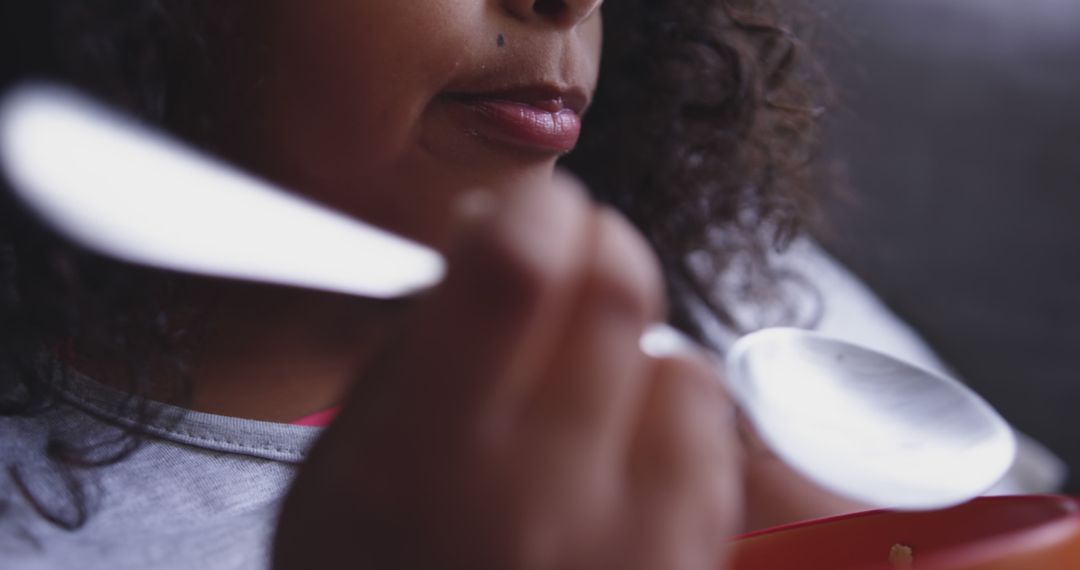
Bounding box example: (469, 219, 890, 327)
(188, 0, 603, 422)
(230, 0, 603, 245)
(155, 0, 866, 564)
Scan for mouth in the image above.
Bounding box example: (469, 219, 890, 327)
(440, 86, 589, 155)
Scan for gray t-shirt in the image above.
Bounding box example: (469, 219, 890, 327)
(1, 373, 321, 570)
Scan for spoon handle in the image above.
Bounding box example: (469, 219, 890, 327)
(1, 83, 445, 299)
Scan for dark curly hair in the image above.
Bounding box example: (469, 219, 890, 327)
(0, 0, 824, 530)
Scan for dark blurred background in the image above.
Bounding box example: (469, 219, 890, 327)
(810, 0, 1080, 491)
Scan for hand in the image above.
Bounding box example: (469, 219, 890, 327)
(273, 177, 743, 569)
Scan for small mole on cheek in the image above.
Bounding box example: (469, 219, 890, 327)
(496, 33, 506, 48)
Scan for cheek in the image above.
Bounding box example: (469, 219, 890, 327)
(583, 12, 604, 70)
(259, 1, 481, 166)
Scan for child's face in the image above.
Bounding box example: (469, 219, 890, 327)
(236, 1, 603, 247)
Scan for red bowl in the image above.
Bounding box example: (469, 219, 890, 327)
(728, 495, 1080, 570)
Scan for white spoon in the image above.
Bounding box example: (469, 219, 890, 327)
(0, 83, 1016, 510)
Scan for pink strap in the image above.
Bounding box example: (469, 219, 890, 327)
(290, 406, 342, 427)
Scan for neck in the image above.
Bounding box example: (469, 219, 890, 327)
(184, 282, 405, 422)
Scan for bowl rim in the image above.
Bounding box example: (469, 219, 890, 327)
(734, 494, 1080, 542)
(731, 495, 1080, 568)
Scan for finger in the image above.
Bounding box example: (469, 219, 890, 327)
(632, 353, 735, 477)
(628, 355, 743, 541)
(523, 207, 665, 457)
(337, 178, 592, 433)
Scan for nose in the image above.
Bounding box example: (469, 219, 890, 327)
(502, 0, 603, 28)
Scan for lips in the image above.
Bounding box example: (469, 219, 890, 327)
(441, 87, 588, 154)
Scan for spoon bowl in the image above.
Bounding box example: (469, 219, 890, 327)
(726, 328, 1016, 510)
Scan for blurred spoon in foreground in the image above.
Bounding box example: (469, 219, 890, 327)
(0, 83, 1016, 511)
